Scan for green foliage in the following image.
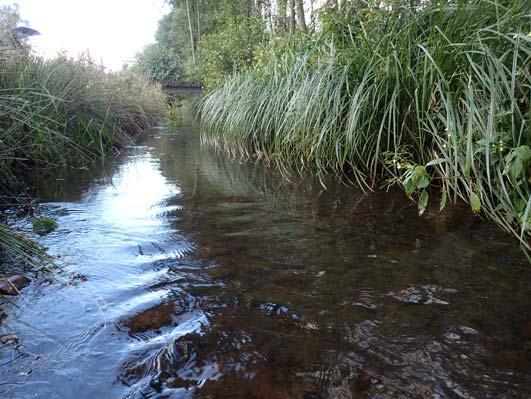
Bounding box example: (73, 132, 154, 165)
(470, 192, 482, 214)
(403, 166, 430, 198)
(401, 165, 430, 215)
(156, 10, 187, 51)
(133, 43, 184, 81)
(197, 15, 265, 87)
(200, 0, 531, 249)
(140, 0, 268, 87)
(504, 146, 531, 183)
(0, 224, 47, 266)
(0, 54, 165, 182)
(32, 217, 58, 235)
(0, 3, 27, 51)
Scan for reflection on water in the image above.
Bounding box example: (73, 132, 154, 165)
(0, 107, 530, 398)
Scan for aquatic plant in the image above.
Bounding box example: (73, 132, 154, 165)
(32, 216, 58, 236)
(200, 0, 531, 250)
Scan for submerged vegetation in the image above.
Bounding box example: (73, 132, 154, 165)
(200, 0, 530, 249)
(32, 216, 58, 236)
(0, 5, 165, 263)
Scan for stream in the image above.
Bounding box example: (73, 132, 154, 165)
(1, 107, 530, 398)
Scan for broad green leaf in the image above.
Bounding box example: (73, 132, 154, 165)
(514, 198, 526, 213)
(515, 145, 531, 161)
(412, 166, 429, 189)
(470, 192, 481, 214)
(417, 174, 430, 189)
(419, 189, 428, 216)
(510, 158, 523, 180)
(440, 188, 447, 211)
(403, 171, 415, 196)
(404, 178, 416, 197)
(426, 158, 446, 166)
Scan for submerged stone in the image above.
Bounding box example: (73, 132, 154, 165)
(122, 302, 176, 333)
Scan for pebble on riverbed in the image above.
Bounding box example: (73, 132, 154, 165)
(0, 275, 31, 295)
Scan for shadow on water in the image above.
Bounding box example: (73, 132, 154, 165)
(0, 106, 530, 398)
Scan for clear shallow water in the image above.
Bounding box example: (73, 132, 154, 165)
(1, 109, 530, 398)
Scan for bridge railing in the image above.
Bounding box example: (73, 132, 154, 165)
(159, 80, 203, 89)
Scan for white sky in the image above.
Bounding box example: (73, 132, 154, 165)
(1, 0, 171, 70)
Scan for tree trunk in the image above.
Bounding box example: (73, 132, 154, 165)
(256, 0, 263, 16)
(289, 0, 296, 34)
(263, 0, 273, 32)
(196, 0, 201, 44)
(278, 0, 287, 31)
(185, 0, 196, 64)
(295, 0, 307, 31)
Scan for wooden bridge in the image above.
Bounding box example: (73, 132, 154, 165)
(160, 80, 204, 93)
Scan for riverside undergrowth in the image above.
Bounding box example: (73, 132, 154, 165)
(200, 0, 530, 250)
(0, 53, 166, 262)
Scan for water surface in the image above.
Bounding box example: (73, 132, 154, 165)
(1, 108, 530, 398)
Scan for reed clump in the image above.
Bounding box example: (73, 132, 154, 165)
(0, 53, 165, 261)
(0, 54, 165, 184)
(201, 0, 530, 249)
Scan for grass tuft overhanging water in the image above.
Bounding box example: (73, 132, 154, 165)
(200, 0, 530, 250)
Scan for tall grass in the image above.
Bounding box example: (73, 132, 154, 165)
(0, 53, 166, 262)
(201, 0, 530, 250)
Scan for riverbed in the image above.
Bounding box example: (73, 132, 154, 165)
(1, 107, 530, 398)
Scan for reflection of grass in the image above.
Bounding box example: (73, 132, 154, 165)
(201, 1, 530, 250)
(165, 93, 203, 127)
(158, 107, 334, 214)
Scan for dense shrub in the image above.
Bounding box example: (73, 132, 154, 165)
(133, 43, 185, 82)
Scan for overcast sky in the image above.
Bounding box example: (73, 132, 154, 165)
(1, 0, 170, 70)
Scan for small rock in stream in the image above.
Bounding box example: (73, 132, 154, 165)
(350, 372, 374, 392)
(0, 275, 31, 295)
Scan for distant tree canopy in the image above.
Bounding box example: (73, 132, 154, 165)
(133, 43, 184, 81)
(138, 1, 449, 87)
(134, 0, 319, 87)
(196, 13, 265, 87)
(0, 4, 30, 52)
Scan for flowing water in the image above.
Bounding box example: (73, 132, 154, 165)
(1, 107, 530, 398)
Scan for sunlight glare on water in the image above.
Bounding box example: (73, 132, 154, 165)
(103, 152, 180, 232)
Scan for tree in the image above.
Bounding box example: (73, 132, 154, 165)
(145, 0, 267, 86)
(133, 43, 184, 81)
(197, 14, 265, 87)
(185, 0, 196, 63)
(295, 0, 307, 31)
(289, 0, 296, 33)
(277, 0, 288, 30)
(0, 4, 26, 51)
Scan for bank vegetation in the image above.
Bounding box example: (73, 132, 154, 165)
(200, 0, 530, 249)
(0, 5, 165, 262)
